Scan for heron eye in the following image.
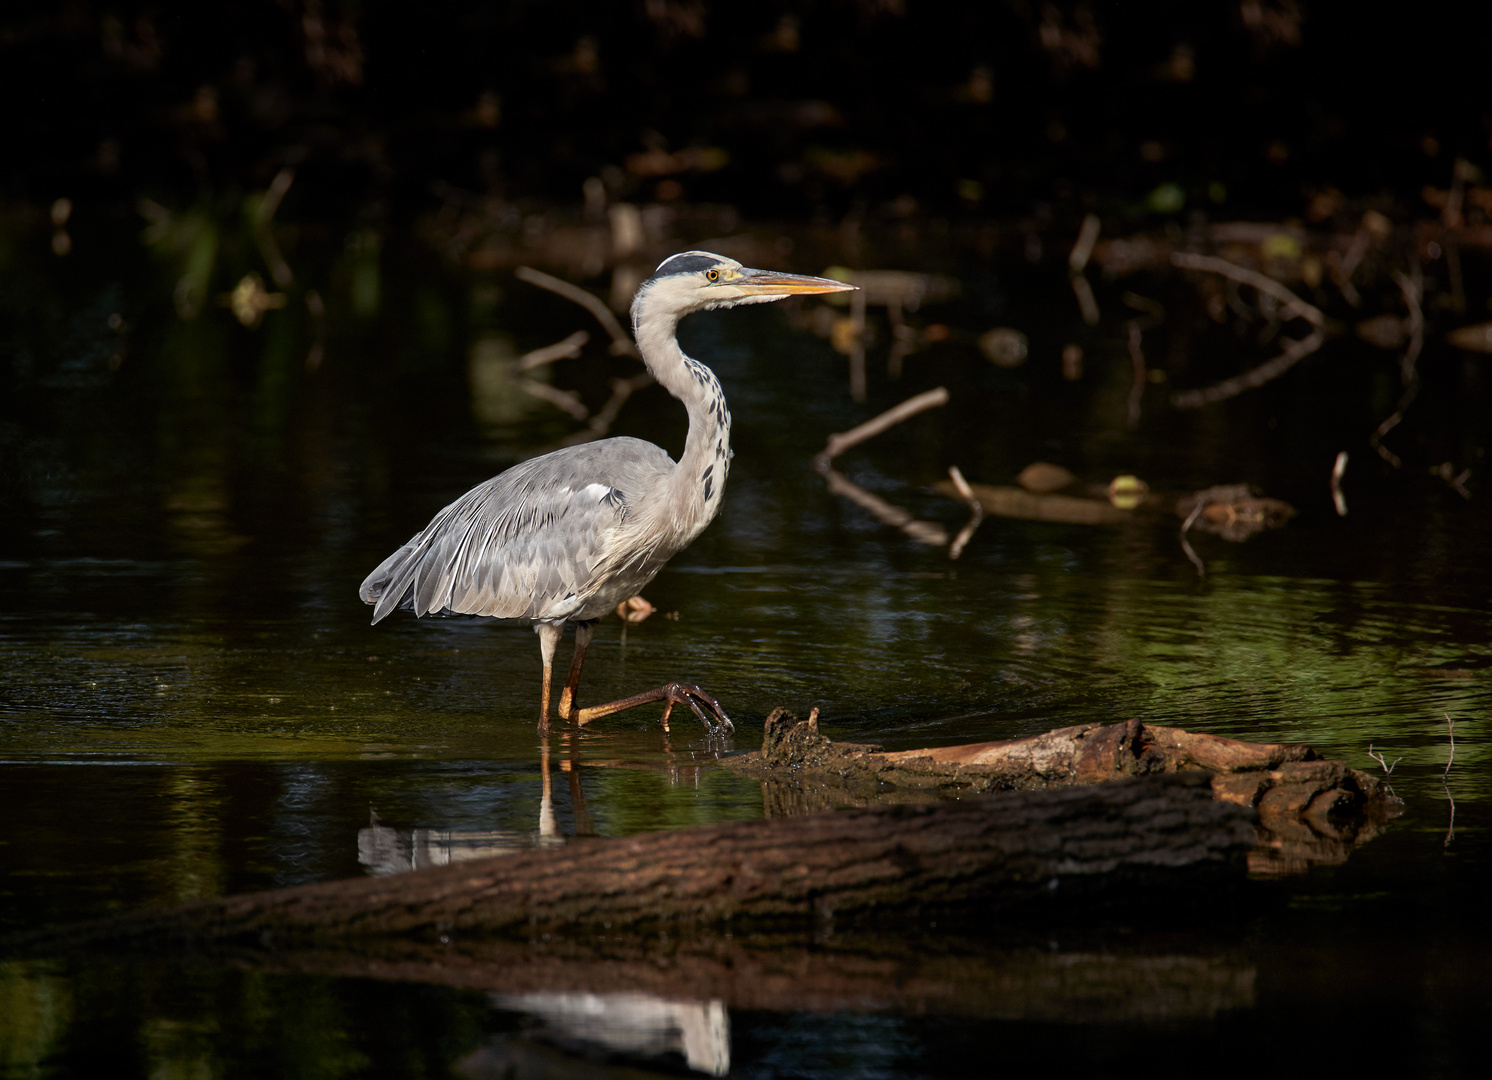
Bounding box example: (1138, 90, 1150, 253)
(705, 269, 720, 282)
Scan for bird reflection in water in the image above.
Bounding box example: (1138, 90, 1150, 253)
(463, 992, 731, 1077)
(358, 734, 594, 875)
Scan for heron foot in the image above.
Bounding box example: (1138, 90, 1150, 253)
(572, 681, 733, 734)
(656, 682, 733, 734)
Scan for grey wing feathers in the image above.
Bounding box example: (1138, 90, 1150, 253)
(360, 439, 669, 624)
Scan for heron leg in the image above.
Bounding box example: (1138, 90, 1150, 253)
(535, 622, 564, 730)
(573, 682, 733, 733)
(557, 619, 598, 722)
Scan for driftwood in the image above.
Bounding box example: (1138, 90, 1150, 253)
(7, 772, 1251, 953)
(726, 711, 1400, 875)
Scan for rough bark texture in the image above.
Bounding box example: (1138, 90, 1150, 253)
(7, 773, 1251, 952)
(728, 711, 1401, 875)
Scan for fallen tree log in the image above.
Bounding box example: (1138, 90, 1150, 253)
(5, 773, 1251, 953)
(724, 712, 1400, 875)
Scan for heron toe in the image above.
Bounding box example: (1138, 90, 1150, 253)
(661, 682, 733, 733)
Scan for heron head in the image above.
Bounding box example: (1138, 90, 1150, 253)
(632, 251, 856, 324)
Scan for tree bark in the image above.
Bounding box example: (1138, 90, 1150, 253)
(8, 773, 1250, 952)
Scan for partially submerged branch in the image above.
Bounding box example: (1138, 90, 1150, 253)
(516, 265, 641, 359)
(1171, 329, 1326, 409)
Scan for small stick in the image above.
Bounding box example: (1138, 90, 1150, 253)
(946, 465, 985, 560)
(1366, 743, 1401, 777)
(1179, 500, 1207, 578)
(1443, 714, 1456, 779)
(1068, 215, 1102, 325)
(1070, 273, 1101, 326)
(1068, 213, 1101, 273)
(1330, 451, 1349, 516)
(816, 387, 950, 470)
(1393, 271, 1424, 386)
(516, 266, 641, 359)
(1126, 321, 1145, 428)
(1171, 330, 1325, 408)
(1170, 251, 1325, 327)
(518, 330, 590, 371)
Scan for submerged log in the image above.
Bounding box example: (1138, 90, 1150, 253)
(226, 930, 1256, 1025)
(727, 711, 1401, 875)
(7, 773, 1251, 953)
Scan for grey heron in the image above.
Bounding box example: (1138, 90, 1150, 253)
(360, 251, 856, 730)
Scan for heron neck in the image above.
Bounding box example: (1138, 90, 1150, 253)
(634, 310, 733, 515)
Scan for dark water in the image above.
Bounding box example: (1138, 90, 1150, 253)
(2, 231, 1490, 1077)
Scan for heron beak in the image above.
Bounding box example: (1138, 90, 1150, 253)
(728, 269, 858, 296)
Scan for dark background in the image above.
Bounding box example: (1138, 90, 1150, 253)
(4, 1, 1488, 234)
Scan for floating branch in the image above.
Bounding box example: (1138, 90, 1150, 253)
(1179, 499, 1207, 578)
(1170, 252, 1325, 327)
(1331, 451, 1349, 516)
(946, 465, 985, 560)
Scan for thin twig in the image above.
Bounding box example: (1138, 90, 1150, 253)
(1443, 714, 1456, 779)
(946, 465, 985, 560)
(816, 387, 950, 470)
(1179, 500, 1207, 578)
(254, 167, 296, 287)
(1330, 451, 1349, 516)
(1171, 329, 1326, 409)
(1371, 272, 1424, 468)
(1067, 214, 1102, 325)
(1170, 252, 1325, 327)
(1328, 227, 1370, 307)
(1070, 273, 1100, 326)
(1394, 270, 1425, 386)
(1126, 321, 1145, 428)
(1366, 743, 1401, 777)
(1068, 213, 1101, 273)
(518, 330, 590, 371)
(516, 266, 641, 359)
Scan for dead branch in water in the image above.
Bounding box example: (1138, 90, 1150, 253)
(1331, 451, 1349, 516)
(1371, 271, 1425, 469)
(1170, 252, 1325, 327)
(946, 465, 984, 559)
(819, 466, 949, 546)
(815, 386, 950, 469)
(516, 265, 641, 359)
(729, 711, 1401, 878)
(1171, 329, 1326, 408)
(814, 387, 954, 548)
